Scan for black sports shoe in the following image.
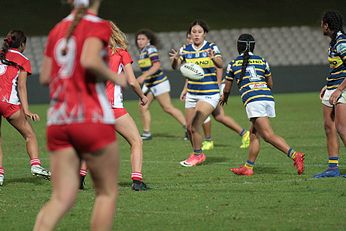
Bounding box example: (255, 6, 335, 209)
(79, 175, 86, 190)
(131, 180, 147, 191)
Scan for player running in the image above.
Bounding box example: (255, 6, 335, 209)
(220, 34, 305, 176)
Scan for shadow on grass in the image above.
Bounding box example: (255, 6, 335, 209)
(204, 156, 229, 165)
(5, 176, 48, 185)
(253, 166, 280, 174)
(154, 132, 183, 139)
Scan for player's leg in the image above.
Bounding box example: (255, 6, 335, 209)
(33, 147, 80, 231)
(253, 117, 304, 175)
(84, 141, 119, 231)
(156, 92, 187, 139)
(7, 108, 50, 178)
(231, 123, 259, 176)
(314, 105, 340, 178)
(139, 92, 154, 140)
(115, 113, 147, 190)
(212, 105, 250, 148)
(201, 117, 214, 151)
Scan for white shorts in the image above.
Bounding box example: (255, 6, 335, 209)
(245, 101, 276, 119)
(185, 93, 220, 109)
(219, 83, 225, 95)
(322, 89, 346, 107)
(142, 80, 170, 97)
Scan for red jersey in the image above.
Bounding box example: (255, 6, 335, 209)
(0, 49, 32, 105)
(106, 48, 133, 108)
(45, 11, 114, 125)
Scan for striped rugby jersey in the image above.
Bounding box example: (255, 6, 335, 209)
(327, 31, 346, 90)
(179, 40, 221, 95)
(226, 52, 274, 106)
(137, 45, 167, 88)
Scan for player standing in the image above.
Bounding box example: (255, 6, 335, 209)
(0, 30, 50, 186)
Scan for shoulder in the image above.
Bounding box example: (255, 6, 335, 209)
(146, 45, 158, 54)
(7, 49, 30, 62)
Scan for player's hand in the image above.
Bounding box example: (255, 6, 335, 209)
(180, 89, 187, 101)
(320, 85, 327, 100)
(219, 92, 230, 106)
(25, 111, 40, 121)
(207, 48, 216, 59)
(169, 49, 179, 60)
(329, 89, 342, 105)
(140, 95, 149, 106)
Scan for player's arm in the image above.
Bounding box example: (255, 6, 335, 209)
(137, 61, 161, 84)
(220, 79, 233, 106)
(18, 71, 40, 121)
(81, 37, 126, 87)
(180, 79, 188, 101)
(123, 63, 148, 105)
(266, 74, 273, 89)
(40, 56, 52, 86)
(216, 67, 223, 85)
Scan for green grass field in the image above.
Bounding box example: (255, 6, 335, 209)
(1, 92, 346, 231)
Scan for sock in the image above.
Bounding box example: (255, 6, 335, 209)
(244, 160, 255, 169)
(239, 129, 246, 136)
(131, 172, 143, 182)
(0, 167, 4, 175)
(287, 148, 297, 159)
(30, 158, 41, 167)
(143, 131, 151, 136)
(80, 169, 87, 177)
(194, 149, 203, 155)
(328, 156, 339, 169)
(204, 136, 212, 141)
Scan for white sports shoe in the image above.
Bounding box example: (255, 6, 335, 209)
(31, 165, 51, 180)
(0, 174, 4, 186)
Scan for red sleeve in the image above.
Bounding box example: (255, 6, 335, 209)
(21, 58, 32, 75)
(120, 50, 133, 66)
(86, 20, 111, 44)
(44, 26, 57, 58)
(11, 53, 32, 76)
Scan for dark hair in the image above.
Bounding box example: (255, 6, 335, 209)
(0, 30, 27, 70)
(135, 29, 160, 49)
(322, 10, 345, 46)
(237, 34, 255, 84)
(188, 19, 209, 34)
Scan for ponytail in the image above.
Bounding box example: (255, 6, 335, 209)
(237, 34, 255, 85)
(61, 4, 88, 55)
(0, 30, 26, 70)
(109, 21, 128, 54)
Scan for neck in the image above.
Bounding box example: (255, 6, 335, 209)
(87, 1, 99, 15)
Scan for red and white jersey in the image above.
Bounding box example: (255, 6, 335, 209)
(106, 48, 133, 108)
(45, 11, 114, 125)
(0, 49, 32, 105)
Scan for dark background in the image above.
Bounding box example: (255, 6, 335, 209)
(1, 0, 345, 35)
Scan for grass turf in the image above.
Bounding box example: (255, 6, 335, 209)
(0, 92, 346, 230)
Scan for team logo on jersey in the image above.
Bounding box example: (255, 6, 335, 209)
(187, 54, 193, 59)
(0, 64, 7, 75)
(201, 52, 208, 58)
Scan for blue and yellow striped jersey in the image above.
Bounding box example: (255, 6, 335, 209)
(226, 52, 274, 106)
(327, 31, 346, 90)
(137, 45, 167, 87)
(179, 40, 221, 95)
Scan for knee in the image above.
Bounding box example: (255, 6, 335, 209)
(324, 121, 335, 135)
(261, 131, 273, 143)
(162, 105, 174, 114)
(336, 124, 346, 137)
(53, 191, 77, 212)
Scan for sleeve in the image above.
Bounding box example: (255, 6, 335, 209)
(211, 43, 221, 57)
(336, 41, 346, 61)
(120, 50, 133, 66)
(147, 46, 160, 63)
(86, 20, 112, 44)
(225, 62, 234, 81)
(264, 60, 271, 77)
(12, 54, 32, 76)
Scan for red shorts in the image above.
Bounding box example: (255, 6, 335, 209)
(113, 108, 128, 119)
(0, 102, 21, 118)
(47, 123, 116, 153)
